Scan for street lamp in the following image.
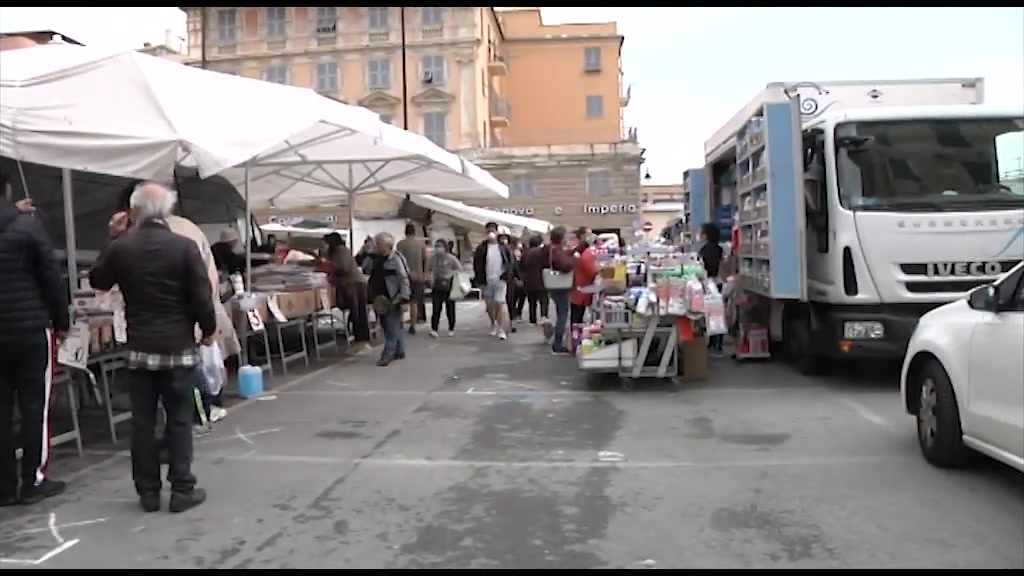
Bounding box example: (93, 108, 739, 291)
(399, 8, 409, 129)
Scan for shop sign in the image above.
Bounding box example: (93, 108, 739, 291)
(485, 207, 535, 216)
(583, 204, 638, 215)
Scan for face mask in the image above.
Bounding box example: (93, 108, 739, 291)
(487, 233, 497, 243)
(585, 234, 597, 245)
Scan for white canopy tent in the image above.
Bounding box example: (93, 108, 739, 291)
(406, 193, 552, 237)
(0, 43, 382, 182)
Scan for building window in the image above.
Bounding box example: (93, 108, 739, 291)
(586, 95, 604, 119)
(509, 174, 535, 198)
(266, 7, 287, 38)
(216, 9, 237, 43)
(316, 7, 337, 34)
(264, 66, 289, 85)
(584, 46, 601, 73)
(379, 114, 393, 125)
(315, 62, 338, 93)
(422, 7, 444, 27)
(368, 7, 389, 30)
(586, 170, 613, 197)
(367, 59, 391, 90)
(423, 111, 448, 147)
(421, 54, 445, 85)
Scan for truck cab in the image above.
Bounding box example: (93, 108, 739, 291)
(799, 105, 1024, 366)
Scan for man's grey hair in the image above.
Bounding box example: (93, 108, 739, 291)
(374, 232, 394, 251)
(129, 182, 177, 220)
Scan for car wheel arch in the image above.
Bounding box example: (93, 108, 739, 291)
(905, 351, 943, 416)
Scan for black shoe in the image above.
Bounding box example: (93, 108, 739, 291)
(169, 488, 206, 513)
(19, 478, 66, 505)
(139, 492, 161, 513)
(376, 354, 394, 367)
(408, 326, 416, 335)
(394, 351, 406, 360)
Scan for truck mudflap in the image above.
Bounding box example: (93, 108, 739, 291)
(810, 304, 943, 360)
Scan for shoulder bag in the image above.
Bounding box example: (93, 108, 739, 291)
(542, 247, 574, 290)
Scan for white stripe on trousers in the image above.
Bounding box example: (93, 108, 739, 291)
(36, 328, 53, 485)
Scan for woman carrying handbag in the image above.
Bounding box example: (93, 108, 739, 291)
(541, 227, 578, 354)
(427, 239, 462, 337)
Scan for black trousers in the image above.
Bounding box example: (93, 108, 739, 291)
(0, 331, 52, 497)
(342, 283, 371, 343)
(570, 303, 587, 324)
(526, 289, 549, 324)
(512, 285, 526, 319)
(129, 367, 198, 496)
(430, 280, 457, 331)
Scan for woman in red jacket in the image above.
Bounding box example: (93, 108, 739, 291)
(570, 227, 600, 324)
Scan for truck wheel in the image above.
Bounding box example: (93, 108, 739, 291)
(786, 313, 824, 376)
(916, 359, 969, 468)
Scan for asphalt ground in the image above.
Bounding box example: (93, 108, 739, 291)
(1, 300, 1021, 569)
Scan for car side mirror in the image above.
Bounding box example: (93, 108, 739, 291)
(968, 284, 998, 312)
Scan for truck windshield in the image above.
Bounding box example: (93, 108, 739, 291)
(835, 117, 1024, 212)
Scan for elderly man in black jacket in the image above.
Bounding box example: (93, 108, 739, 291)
(90, 182, 215, 514)
(0, 172, 70, 507)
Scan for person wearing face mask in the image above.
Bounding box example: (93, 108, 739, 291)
(427, 239, 461, 337)
(570, 226, 601, 324)
(472, 222, 513, 340)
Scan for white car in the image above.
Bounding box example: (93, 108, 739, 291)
(900, 261, 1024, 472)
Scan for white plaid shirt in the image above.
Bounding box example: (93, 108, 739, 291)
(127, 348, 201, 371)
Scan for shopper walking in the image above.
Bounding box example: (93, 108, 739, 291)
(363, 232, 411, 366)
(520, 235, 549, 325)
(90, 182, 214, 513)
(0, 172, 70, 507)
(324, 233, 370, 349)
(698, 222, 725, 354)
(542, 226, 578, 354)
(570, 226, 601, 324)
(396, 223, 427, 335)
(473, 222, 514, 340)
(427, 238, 461, 337)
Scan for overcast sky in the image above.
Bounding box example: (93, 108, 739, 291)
(2, 7, 1022, 183)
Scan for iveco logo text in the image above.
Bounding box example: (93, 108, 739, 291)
(925, 261, 1003, 278)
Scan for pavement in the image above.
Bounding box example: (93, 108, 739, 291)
(1, 300, 1022, 569)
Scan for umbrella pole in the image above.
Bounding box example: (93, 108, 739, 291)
(244, 164, 252, 290)
(61, 168, 78, 294)
(348, 191, 356, 249)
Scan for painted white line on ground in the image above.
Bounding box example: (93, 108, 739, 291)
(195, 427, 281, 446)
(212, 452, 898, 469)
(840, 398, 898, 432)
(15, 517, 108, 537)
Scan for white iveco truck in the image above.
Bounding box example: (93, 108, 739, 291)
(691, 78, 1024, 373)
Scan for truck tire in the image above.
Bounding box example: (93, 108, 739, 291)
(915, 359, 970, 468)
(785, 311, 825, 376)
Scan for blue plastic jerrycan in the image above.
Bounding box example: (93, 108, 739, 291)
(237, 364, 264, 399)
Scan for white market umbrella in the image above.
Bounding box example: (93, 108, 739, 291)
(406, 193, 551, 236)
(231, 121, 508, 209)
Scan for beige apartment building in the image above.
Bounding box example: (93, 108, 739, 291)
(175, 7, 643, 235)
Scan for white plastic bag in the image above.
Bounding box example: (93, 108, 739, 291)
(199, 343, 226, 396)
(449, 271, 471, 301)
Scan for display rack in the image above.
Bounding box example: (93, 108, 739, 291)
(734, 100, 804, 300)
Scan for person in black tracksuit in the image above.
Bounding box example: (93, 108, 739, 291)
(0, 172, 71, 507)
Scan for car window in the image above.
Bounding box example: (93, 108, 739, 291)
(1012, 274, 1024, 312)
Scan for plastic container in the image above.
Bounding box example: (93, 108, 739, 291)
(237, 365, 264, 398)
